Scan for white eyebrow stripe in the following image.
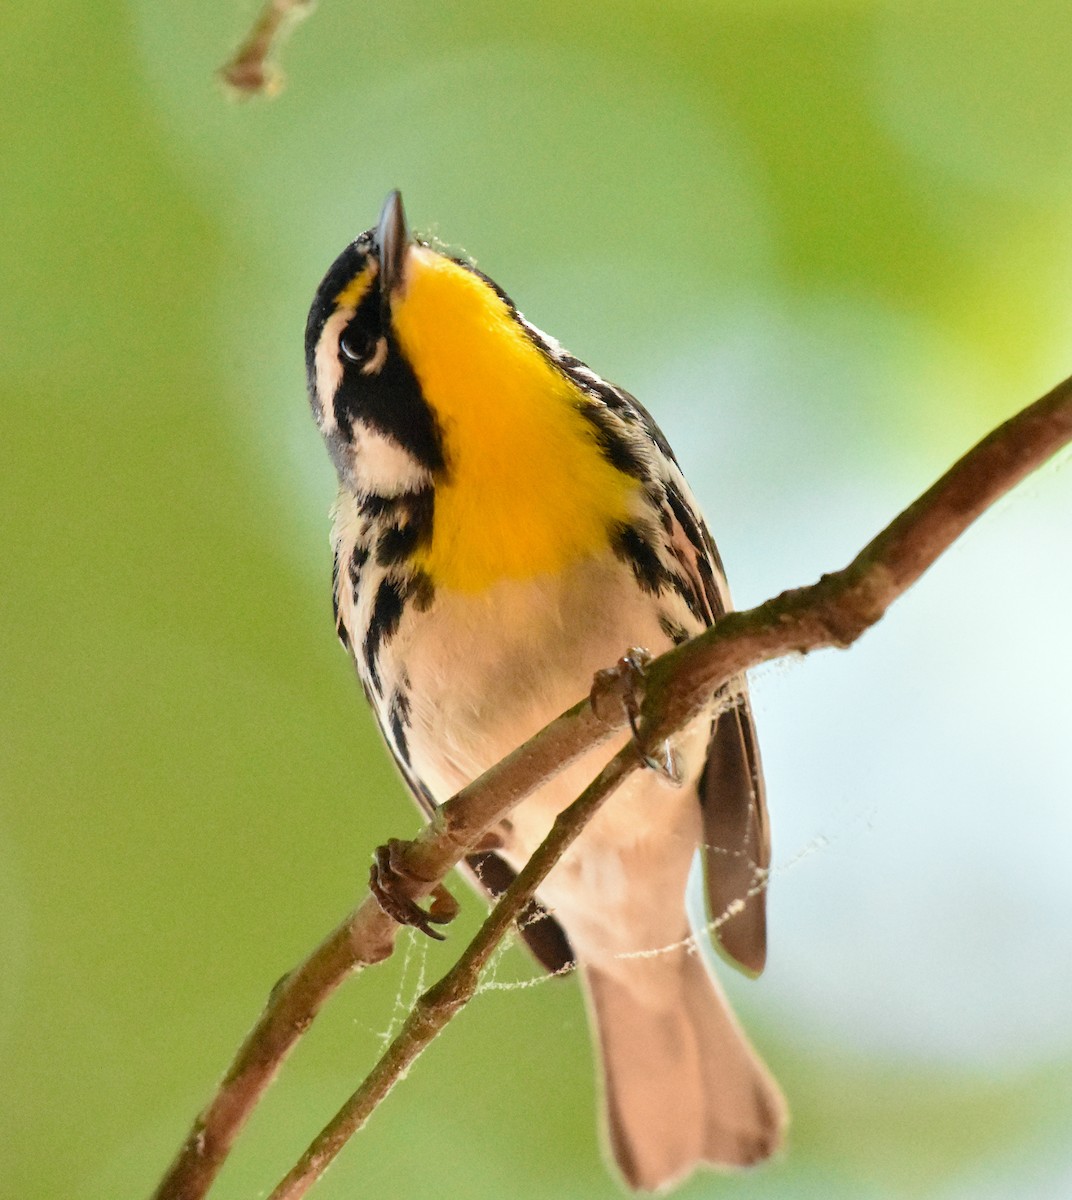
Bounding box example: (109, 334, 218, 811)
(313, 307, 354, 432)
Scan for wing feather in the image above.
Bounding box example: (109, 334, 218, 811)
(541, 352, 772, 977)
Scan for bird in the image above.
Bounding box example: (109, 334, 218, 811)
(303, 190, 786, 1191)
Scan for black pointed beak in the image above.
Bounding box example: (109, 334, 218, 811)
(376, 189, 409, 303)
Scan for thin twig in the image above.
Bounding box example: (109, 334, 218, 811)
(267, 749, 641, 1200)
(219, 0, 316, 97)
(151, 373, 1072, 1200)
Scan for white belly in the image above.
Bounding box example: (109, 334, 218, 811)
(389, 548, 712, 969)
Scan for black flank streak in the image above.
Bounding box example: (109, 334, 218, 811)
(358, 488, 432, 527)
(388, 695, 411, 766)
(696, 554, 721, 621)
(377, 523, 420, 565)
(348, 543, 370, 593)
(410, 571, 435, 612)
(361, 488, 435, 568)
(664, 482, 725, 621)
(332, 548, 352, 649)
(555, 356, 633, 415)
(404, 488, 435, 542)
(666, 481, 708, 561)
(577, 402, 650, 480)
(671, 572, 709, 624)
(612, 522, 667, 595)
(413, 775, 436, 814)
(362, 576, 407, 695)
(358, 493, 396, 519)
(659, 614, 692, 646)
(363, 647, 381, 695)
(646, 483, 673, 534)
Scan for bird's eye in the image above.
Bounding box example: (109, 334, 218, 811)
(341, 331, 390, 376)
(340, 331, 370, 363)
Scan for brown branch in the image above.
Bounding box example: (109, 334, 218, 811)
(219, 0, 316, 97)
(267, 748, 641, 1200)
(639, 372, 1072, 743)
(149, 694, 624, 1200)
(150, 373, 1072, 1200)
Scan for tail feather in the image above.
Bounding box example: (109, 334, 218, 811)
(584, 949, 786, 1192)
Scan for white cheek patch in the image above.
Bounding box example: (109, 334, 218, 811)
(313, 307, 354, 432)
(352, 425, 433, 495)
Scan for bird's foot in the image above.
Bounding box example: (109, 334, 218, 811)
(591, 647, 681, 783)
(369, 838, 460, 941)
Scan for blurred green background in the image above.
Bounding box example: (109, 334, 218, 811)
(3, 2, 1071, 1197)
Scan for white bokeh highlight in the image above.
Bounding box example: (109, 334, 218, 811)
(665, 299, 1072, 1068)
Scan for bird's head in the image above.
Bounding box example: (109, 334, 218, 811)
(305, 191, 640, 590)
(306, 191, 560, 485)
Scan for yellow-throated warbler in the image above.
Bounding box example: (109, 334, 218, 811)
(304, 191, 785, 1190)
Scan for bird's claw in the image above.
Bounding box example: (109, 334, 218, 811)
(591, 647, 681, 783)
(369, 838, 460, 941)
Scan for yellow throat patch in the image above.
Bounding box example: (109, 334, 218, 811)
(391, 248, 637, 593)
